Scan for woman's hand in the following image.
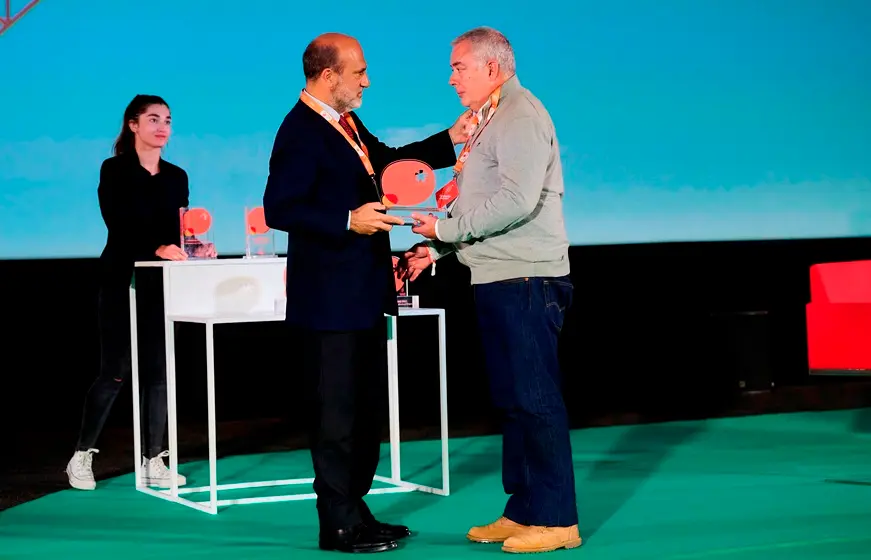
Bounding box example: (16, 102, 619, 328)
(156, 244, 187, 261)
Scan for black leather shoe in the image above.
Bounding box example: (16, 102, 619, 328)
(366, 520, 412, 540)
(319, 524, 399, 553)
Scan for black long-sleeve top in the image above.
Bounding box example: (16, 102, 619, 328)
(97, 152, 189, 289)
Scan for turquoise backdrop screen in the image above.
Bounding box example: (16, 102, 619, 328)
(1, 0, 869, 259)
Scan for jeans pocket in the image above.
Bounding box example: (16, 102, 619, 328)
(543, 279, 573, 331)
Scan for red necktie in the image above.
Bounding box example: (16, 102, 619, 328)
(338, 114, 359, 146)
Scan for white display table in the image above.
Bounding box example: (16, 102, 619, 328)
(129, 257, 449, 514)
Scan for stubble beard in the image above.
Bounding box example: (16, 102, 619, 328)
(330, 82, 361, 115)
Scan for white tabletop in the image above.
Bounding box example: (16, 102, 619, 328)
(135, 257, 286, 268)
(167, 307, 443, 325)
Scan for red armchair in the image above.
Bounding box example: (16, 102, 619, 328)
(806, 260, 871, 374)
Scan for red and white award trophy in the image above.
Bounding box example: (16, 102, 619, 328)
(380, 159, 448, 226)
(244, 206, 276, 258)
(179, 207, 217, 260)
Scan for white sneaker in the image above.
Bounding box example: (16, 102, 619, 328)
(142, 450, 187, 488)
(66, 449, 98, 490)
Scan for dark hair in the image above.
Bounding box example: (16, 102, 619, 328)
(113, 94, 170, 156)
(302, 40, 343, 80)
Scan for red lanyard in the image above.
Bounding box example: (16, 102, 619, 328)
(299, 91, 375, 177)
(452, 86, 502, 178)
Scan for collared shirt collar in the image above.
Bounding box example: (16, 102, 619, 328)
(499, 73, 520, 96)
(303, 89, 342, 121)
(477, 75, 520, 120)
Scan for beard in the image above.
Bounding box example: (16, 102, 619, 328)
(330, 81, 362, 114)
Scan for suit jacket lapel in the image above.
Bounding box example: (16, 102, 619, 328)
(300, 101, 370, 175)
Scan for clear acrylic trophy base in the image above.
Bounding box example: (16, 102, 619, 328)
(183, 240, 217, 260)
(386, 206, 447, 226)
(245, 232, 276, 259)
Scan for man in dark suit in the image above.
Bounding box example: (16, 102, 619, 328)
(263, 32, 472, 554)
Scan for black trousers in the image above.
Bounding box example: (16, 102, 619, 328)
(293, 319, 389, 531)
(76, 278, 168, 459)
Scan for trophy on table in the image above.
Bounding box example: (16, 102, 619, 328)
(392, 256, 419, 309)
(380, 159, 447, 226)
(179, 207, 217, 260)
(244, 206, 276, 258)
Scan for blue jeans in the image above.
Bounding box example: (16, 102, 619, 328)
(473, 275, 578, 527)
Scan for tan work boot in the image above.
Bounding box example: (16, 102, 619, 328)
(467, 516, 528, 543)
(501, 524, 582, 553)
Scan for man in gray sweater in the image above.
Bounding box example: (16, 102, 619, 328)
(401, 26, 581, 554)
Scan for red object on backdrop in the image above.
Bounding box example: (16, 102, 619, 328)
(806, 260, 871, 373)
(0, 1, 42, 37)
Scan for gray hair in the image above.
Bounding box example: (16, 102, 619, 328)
(452, 26, 516, 75)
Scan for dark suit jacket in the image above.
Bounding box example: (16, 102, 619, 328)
(263, 100, 457, 331)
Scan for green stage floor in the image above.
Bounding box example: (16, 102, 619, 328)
(3, 409, 871, 559)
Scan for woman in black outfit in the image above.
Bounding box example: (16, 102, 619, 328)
(66, 94, 199, 490)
